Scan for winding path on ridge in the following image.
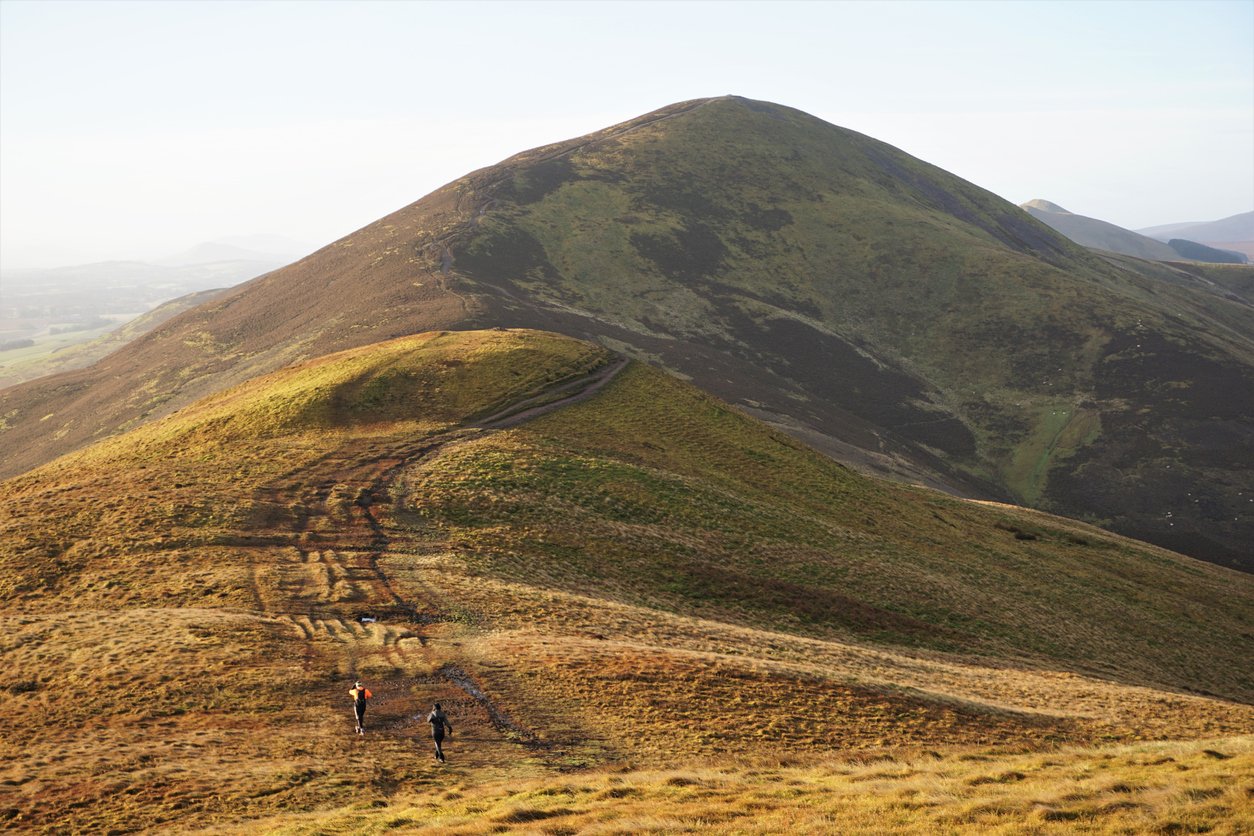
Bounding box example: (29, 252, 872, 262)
(247, 355, 630, 760)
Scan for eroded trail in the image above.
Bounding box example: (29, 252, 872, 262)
(247, 356, 629, 761)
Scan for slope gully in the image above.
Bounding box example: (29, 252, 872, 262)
(247, 356, 628, 754)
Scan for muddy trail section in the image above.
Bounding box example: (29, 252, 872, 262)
(246, 356, 630, 761)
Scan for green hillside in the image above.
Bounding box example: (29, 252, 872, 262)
(2, 97, 1251, 570)
(447, 98, 1254, 566)
(406, 351, 1254, 697)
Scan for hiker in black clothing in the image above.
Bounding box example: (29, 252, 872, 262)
(426, 702, 452, 762)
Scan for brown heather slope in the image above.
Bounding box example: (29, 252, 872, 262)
(2, 97, 1253, 570)
(1, 330, 1251, 832)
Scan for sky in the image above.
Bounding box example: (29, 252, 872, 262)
(1, 0, 1251, 269)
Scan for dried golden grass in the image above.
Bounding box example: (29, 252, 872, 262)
(225, 736, 1254, 835)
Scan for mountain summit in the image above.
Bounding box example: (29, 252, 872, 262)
(1021, 198, 1072, 214)
(2, 96, 1252, 566)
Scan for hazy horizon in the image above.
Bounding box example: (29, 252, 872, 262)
(2, 0, 1251, 271)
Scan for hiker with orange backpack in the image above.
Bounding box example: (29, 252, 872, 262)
(349, 681, 373, 735)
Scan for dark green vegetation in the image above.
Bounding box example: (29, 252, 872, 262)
(2, 97, 1252, 568)
(2, 330, 1252, 832)
(1168, 238, 1248, 264)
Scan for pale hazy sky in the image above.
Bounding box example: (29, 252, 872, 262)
(1, 0, 1251, 269)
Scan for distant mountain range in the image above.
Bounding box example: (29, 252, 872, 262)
(2, 97, 1252, 569)
(1141, 212, 1254, 261)
(1138, 211, 1254, 254)
(1021, 200, 1250, 264)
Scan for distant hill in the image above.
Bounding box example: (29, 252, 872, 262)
(2, 97, 1252, 568)
(1, 257, 279, 307)
(156, 234, 313, 267)
(1020, 199, 1180, 260)
(212, 232, 315, 257)
(1167, 238, 1248, 264)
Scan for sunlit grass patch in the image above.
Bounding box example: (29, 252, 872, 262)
(245, 737, 1253, 835)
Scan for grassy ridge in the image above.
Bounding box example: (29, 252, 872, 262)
(2, 329, 1251, 832)
(0, 329, 609, 604)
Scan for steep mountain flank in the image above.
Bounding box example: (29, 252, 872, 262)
(2, 97, 1252, 567)
(3, 330, 1251, 831)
